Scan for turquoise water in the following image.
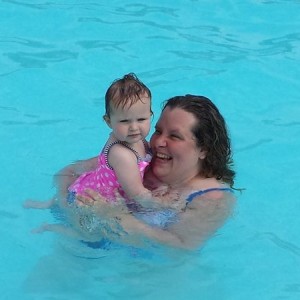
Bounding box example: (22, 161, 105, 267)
(1, 1, 300, 299)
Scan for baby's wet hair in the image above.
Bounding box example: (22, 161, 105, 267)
(104, 73, 152, 117)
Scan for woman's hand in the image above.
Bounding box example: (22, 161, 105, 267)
(64, 189, 129, 240)
(75, 189, 99, 207)
(75, 189, 129, 218)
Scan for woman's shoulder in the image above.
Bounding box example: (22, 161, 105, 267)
(185, 178, 234, 203)
(182, 183, 236, 224)
(186, 187, 233, 202)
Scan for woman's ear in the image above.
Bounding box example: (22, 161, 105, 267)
(103, 115, 112, 128)
(199, 149, 207, 160)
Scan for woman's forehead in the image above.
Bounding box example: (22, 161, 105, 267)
(157, 107, 196, 130)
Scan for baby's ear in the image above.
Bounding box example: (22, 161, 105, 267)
(103, 115, 112, 128)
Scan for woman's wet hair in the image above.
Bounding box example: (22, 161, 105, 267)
(162, 95, 235, 187)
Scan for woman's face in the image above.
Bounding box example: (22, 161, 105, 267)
(150, 107, 206, 186)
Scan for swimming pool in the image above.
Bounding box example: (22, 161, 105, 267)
(1, 1, 300, 299)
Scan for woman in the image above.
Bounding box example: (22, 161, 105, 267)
(74, 94, 236, 250)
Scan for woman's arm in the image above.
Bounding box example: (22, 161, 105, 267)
(76, 190, 185, 247)
(118, 213, 187, 248)
(121, 194, 235, 249)
(77, 189, 235, 249)
(167, 193, 236, 248)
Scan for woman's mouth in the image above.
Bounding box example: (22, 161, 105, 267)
(156, 152, 172, 160)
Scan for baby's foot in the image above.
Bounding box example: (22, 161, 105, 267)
(31, 223, 50, 234)
(23, 199, 53, 209)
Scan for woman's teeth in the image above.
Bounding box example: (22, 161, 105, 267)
(156, 153, 171, 160)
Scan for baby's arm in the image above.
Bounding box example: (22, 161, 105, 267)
(108, 145, 180, 209)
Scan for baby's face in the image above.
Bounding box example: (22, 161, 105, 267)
(107, 95, 152, 144)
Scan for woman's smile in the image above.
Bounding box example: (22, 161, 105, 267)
(155, 152, 172, 160)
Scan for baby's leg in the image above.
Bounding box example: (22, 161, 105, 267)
(23, 198, 55, 209)
(31, 223, 81, 239)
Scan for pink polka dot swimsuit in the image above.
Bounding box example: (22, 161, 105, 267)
(68, 140, 152, 202)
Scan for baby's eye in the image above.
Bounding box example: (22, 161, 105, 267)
(138, 118, 146, 122)
(120, 120, 129, 123)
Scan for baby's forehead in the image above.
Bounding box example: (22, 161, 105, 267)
(112, 93, 150, 109)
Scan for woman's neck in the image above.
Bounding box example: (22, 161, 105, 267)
(143, 167, 165, 190)
(169, 175, 221, 191)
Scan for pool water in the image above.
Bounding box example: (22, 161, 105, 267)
(1, 1, 300, 299)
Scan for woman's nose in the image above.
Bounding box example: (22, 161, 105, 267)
(153, 134, 167, 147)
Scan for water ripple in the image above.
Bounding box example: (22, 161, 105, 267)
(78, 17, 179, 34)
(262, 232, 300, 257)
(262, 119, 300, 127)
(76, 14, 299, 61)
(0, 68, 23, 77)
(262, 0, 300, 4)
(3, 0, 46, 10)
(0, 105, 20, 112)
(237, 138, 273, 152)
(259, 32, 300, 56)
(175, 30, 299, 60)
(0, 210, 18, 219)
(76, 40, 127, 52)
(113, 4, 178, 17)
(168, 49, 244, 63)
(3, 0, 100, 10)
(0, 36, 54, 49)
(2, 119, 69, 126)
(283, 284, 300, 294)
(4, 50, 78, 68)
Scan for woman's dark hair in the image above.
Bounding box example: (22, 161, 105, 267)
(104, 73, 152, 117)
(162, 95, 235, 187)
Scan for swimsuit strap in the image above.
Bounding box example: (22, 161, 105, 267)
(103, 140, 147, 169)
(142, 139, 152, 155)
(186, 187, 233, 203)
